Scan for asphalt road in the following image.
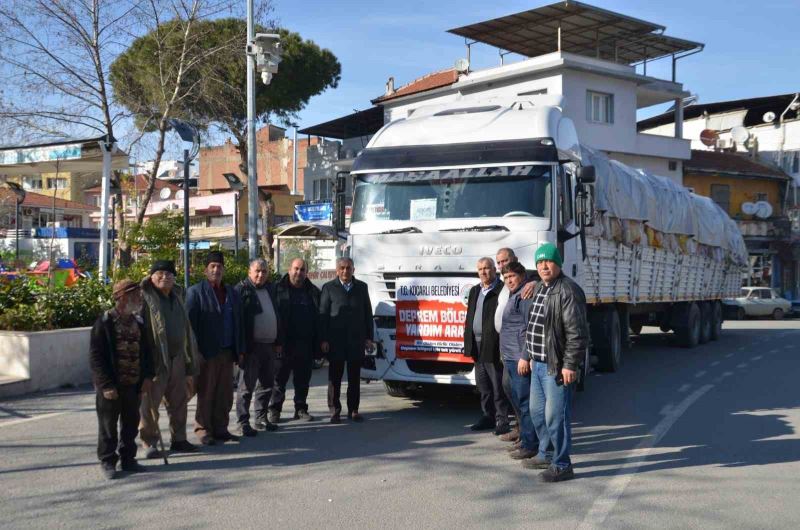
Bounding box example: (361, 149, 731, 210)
(1, 320, 798, 529)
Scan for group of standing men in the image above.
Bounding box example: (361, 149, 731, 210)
(463, 244, 588, 483)
(90, 252, 374, 479)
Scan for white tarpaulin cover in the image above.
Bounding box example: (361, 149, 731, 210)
(580, 145, 747, 265)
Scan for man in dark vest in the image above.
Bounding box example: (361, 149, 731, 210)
(319, 257, 374, 424)
(186, 251, 245, 445)
(463, 257, 511, 434)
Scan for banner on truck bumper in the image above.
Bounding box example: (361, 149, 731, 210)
(395, 276, 476, 363)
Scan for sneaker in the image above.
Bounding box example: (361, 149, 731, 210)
(214, 432, 240, 443)
(349, 412, 364, 423)
(330, 414, 341, 424)
(522, 456, 552, 470)
(268, 411, 280, 424)
(294, 410, 315, 421)
(254, 419, 278, 432)
(170, 440, 199, 453)
(120, 460, 148, 473)
(499, 428, 520, 442)
(199, 434, 216, 446)
(494, 423, 511, 436)
(144, 446, 162, 459)
(100, 463, 118, 480)
(540, 465, 575, 482)
(469, 416, 496, 431)
(240, 424, 258, 437)
(509, 447, 537, 460)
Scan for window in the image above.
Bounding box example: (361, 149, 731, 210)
(668, 160, 678, 171)
(312, 179, 333, 200)
(559, 166, 574, 226)
(710, 184, 731, 213)
(759, 289, 772, 300)
(47, 178, 68, 189)
(586, 90, 614, 124)
(755, 192, 768, 202)
(22, 177, 42, 190)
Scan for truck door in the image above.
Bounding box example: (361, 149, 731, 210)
(557, 164, 580, 279)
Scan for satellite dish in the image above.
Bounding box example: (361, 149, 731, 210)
(454, 58, 470, 73)
(175, 189, 185, 201)
(159, 187, 172, 200)
(731, 126, 750, 144)
(754, 201, 773, 219)
(741, 202, 757, 215)
(763, 111, 776, 123)
(700, 129, 719, 147)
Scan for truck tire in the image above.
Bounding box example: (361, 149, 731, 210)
(710, 301, 723, 341)
(384, 381, 409, 398)
(699, 302, 712, 344)
(591, 307, 621, 373)
(675, 302, 701, 348)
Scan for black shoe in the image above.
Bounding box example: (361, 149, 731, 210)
(170, 440, 199, 453)
(294, 410, 315, 421)
(199, 435, 216, 446)
(214, 432, 240, 443)
(540, 465, 575, 482)
(120, 460, 148, 473)
(100, 463, 118, 480)
(349, 412, 364, 423)
(470, 416, 496, 431)
(240, 424, 258, 437)
(509, 447, 537, 460)
(144, 446, 162, 459)
(494, 423, 511, 436)
(254, 420, 267, 431)
(330, 414, 341, 424)
(522, 456, 552, 470)
(268, 411, 280, 424)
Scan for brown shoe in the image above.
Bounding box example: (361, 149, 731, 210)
(522, 456, 551, 470)
(509, 447, 537, 460)
(506, 440, 522, 452)
(499, 428, 520, 442)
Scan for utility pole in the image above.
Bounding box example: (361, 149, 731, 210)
(246, 0, 258, 259)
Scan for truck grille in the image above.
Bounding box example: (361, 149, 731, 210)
(406, 360, 474, 375)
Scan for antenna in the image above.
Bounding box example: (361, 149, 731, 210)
(454, 58, 470, 74)
(700, 129, 719, 147)
(762, 111, 776, 123)
(159, 187, 172, 201)
(730, 126, 750, 145)
(754, 201, 773, 219)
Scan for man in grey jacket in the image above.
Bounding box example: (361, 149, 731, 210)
(526, 243, 588, 482)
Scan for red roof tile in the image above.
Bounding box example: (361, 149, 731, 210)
(685, 150, 790, 180)
(0, 189, 97, 211)
(373, 69, 459, 103)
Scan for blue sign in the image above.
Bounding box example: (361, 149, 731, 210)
(295, 202, 332, 222)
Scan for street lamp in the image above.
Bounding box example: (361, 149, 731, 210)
(222, 173, 244, 257)
(167, 118, 200, 290)
(6, 181, 26, 267)
(109, 176, 121, 274)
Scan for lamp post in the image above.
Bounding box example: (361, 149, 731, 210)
(108, 177, 121, 275)
(6, 182, 26, 268)
(222, 173, 244, 257)
(167, 119, 200, 290)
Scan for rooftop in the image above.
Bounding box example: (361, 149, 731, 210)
(84, 174, 181, 194)
(298, 106, 385, 139)
(373, 69, 460, 104)
(0, 188, 98, 211)
(685, 150, 790, 180)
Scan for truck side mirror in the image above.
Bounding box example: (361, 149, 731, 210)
(575, 184, 595, 228)
(577, 166, 596, 184)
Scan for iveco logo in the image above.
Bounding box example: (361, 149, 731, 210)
(419, 245, 463, 256)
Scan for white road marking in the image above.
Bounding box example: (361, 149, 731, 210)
(736, 363, 748, 369)
(578, 384, 714, 530)
(725, 353, 734, 358)
(677, 384, 691, 393)
(659, 404, 673, 415)
(0, 411, 69, 429)
(710, 361, 720, 367)
(694, 370, 707, 379)
(752, 355, 763, 361)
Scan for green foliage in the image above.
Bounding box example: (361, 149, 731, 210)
(0, 278, 39, 312)
(125, 211, 184, 260)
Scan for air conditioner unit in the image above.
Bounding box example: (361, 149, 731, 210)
(717, 138, 732, 149)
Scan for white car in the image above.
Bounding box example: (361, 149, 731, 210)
(724, 287, 792, 320)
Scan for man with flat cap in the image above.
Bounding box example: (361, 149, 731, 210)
(187, 251, 245, 445)
(91, 279, 153, 479)
(139, 260, 200, 458)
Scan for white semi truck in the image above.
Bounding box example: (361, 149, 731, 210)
(338, 98, 747, 395)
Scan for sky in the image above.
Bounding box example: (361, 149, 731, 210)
(271, 0, 799, 134)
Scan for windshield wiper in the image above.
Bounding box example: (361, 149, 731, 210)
(379, 226, 422, 234)
(440, 225, 509, 232)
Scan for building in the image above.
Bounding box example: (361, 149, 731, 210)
(84, 174, 182, 227)
(684, 150, 797, 296)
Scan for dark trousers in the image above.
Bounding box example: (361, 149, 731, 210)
(502, 361, 521, 424)
(270, 345, 313, 414)
(195, 352, 234, 437)
(327, 359, 362, 416)
(504, 361, 538, 451)
(474, 360, 511, 426)
(235, 342, 274, 426)
(96, 385, 140, 466)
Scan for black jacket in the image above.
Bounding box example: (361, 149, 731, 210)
(319, 277, 374, 362)
(463, 280, 503, 363)
(186, 279, 245, 361)
(275, 274, 321, 356)
(89, 310, 154, 391)
(235, 277, 284, 354)
(528, 273, 589, 375)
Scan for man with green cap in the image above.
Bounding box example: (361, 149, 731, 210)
(524, 242, 588, 482)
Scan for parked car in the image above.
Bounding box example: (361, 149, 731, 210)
(724, 287, 792, 320)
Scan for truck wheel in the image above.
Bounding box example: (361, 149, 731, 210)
(773, 308, 784, 320)
(591, 307, 621, 373)
(699, 302, 712, 344)
(710, 301, 723, 341)
(675, 302, 701, 348)
(384, 381, 410, 398)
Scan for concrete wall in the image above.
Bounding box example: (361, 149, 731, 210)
(0, 327, 91, 397)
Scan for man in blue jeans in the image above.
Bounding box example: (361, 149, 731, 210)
(498, 261, 543, 461)
(526, 243, 588, 482)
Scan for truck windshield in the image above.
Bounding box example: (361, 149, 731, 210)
(351, 165, 551, 222)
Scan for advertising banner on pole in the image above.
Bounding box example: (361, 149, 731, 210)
(395, 276, 476, 363)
